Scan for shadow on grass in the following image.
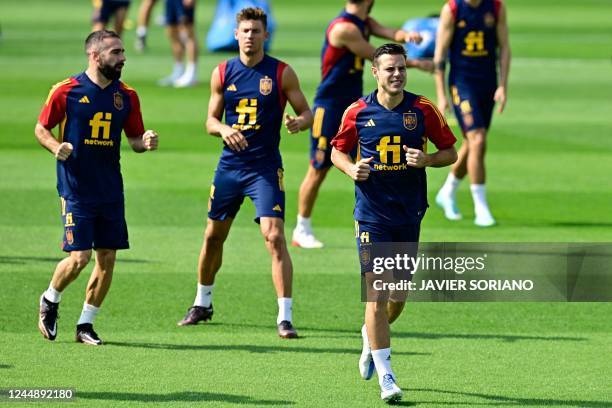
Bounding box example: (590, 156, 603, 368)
(222, 323, 587, 343)
(105, 341, 429, 356)
(0, 256, 153, 265)
(0, 364, 13, 369)
(77, 391, 293, 405)
(409, 388, 612, 407)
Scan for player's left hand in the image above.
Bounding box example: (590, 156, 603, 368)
(183, 0, 194, 8)
(284, 114, 301, 134)
(405, 31, 423, 44)
(494, 86, 507, 113)
(404, 145, 430, 168)
(143, 130, 158, 151)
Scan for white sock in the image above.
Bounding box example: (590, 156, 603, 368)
(297, 215, 312, 233)
(44, 284, 62, 303)
(136, 26, 147, 37)
(182, 62, 197, 79)
(470, 184, 490, 214)
(171, 62, 185, 78)
(277, 297, 292, 324)
(361, 324, 370, 353)
(194, 283, 213, 308)
(372, 348, 395, 384)
(441, 172, 461, 196)
(77, 303, 100, 325)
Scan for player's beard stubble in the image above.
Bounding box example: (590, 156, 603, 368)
(98, 58, 123, 81)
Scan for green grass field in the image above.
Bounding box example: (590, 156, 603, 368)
(1, 0, 611, 406)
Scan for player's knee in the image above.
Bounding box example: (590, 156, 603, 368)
(95, 249, 116, 268)
(70, 250, 92, 271)
(264, 229, 286, 250)
(369, 301, 389, 316)
(308, 166, 328, 184)
(467, 132, 486, 152)
(204, 228, 226, 248)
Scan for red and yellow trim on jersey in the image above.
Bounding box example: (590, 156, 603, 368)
(44, 78, 71, 106)
(418, 96, 448, 128)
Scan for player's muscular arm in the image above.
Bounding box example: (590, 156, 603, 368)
(367, 17, 422, 44)
(206, 66, 248, 151)
(35, 122, 73, 161)
(331, 148, 373, 181)
(433, 4, 455, 113)
(495, 3, 511, 113)
(330, 22, 377, 61)
(127, 130, 158, 152)
(281, 65, 313, 134)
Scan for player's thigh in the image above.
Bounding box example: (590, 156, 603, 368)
(450, 83, 488, 134)
(93, 201, 129, 250)
(208, 168, 245, 222)
(178, 0, 195, 25)
(309, 103, 345, 170)
(477, 86, 496, 130)
(354, 220, 391, 274)
(165, 0, 180, 25)
(60, 198, 95, 253)
(244, 167, 285, 223)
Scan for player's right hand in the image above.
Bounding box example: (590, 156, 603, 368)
(221, 128, 248, 152)
(405, 31, 423, 44)
(55, 142, 73, 161)
(437, 95, 449, 114)
(350, 157, 373, 181)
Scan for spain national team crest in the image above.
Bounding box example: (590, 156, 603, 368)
(360, 247, 371, 266)
(113, 92, 124, 110)
(484, 12, 496, 27)
(65, 229, 74, 245)
(403, 112, 417, 130)
(259, 77, 273, 96)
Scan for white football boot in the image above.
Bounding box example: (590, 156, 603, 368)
(474, 207, 496, 227)
(359, 324, 375, 380)
(291, 227, 324, 249)
(380, 374, 403, 403)
(435, 188, 462, 221)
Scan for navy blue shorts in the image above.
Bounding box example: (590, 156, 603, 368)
(449, 82, 496, 134)
(93, 0, 130, 24)
(310, 102, 355, 170)
(60, 197, 129, 252)
(165, 0, 195, 25)
(355, 219, 422, 275)
(208, 167, 285, 223)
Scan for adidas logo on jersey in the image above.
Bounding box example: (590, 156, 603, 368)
(365, 119, 376, 127)
(79, 96, 90, 104)
(272, 204, 283, 212)
(226, 84, 237, 91)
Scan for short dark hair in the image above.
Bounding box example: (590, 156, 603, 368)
(236, 7, 267, 30)
(85, 30, 121, 53)
(347, 0, 367, 3)
(373, 43, 407, 66)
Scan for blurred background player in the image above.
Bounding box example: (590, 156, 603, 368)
(176, 8, 313, 339)
(292, 0, 432, 249)
(92, 0, 132, 37)
(433, 0, 511, 226)
(135, 0, 159, 52)
(159, 0, 198, 87)
(331, 44, 456, 403)
(35, 30, 158, 346)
